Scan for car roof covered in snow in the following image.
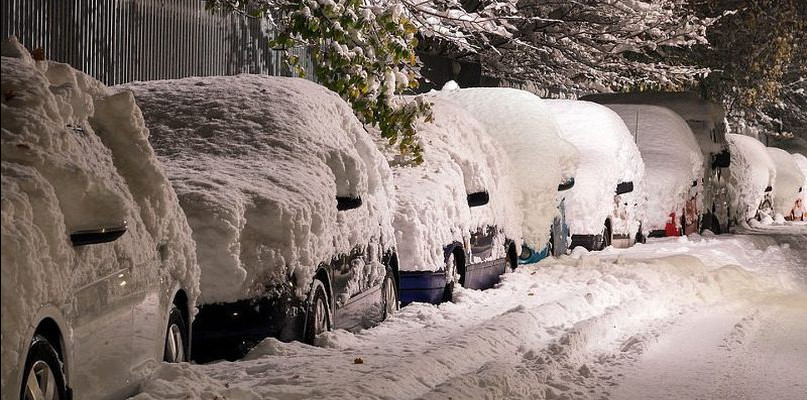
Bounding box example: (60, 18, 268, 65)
(726, 134, 777, 222)
(435, 83, 579, 249)
(604, 104, 704, 231)
(544, 99, 645, 235)
(767, 147, 805, 216)
(123, 75, 395, 304)
(378, 96, 522, 272)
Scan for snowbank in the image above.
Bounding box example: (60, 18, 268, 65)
(726, 134, 777, 222)
(766, 147, 805, 217)
(122, 75, 396, 304)
(1, 37, 198, 399)
(544, 100, 645, 236)
(378, 97, 522, 272)
(605, 104, 704, 232)
(435, 83, 579, 249)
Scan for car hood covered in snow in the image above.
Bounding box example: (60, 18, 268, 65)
(605, 104, 704, 232)
(378, 96, 523, 272)
(435, 83, 579, 250)
(1, 37, 199, 398)
(766, 147, 805, 217)
(726, 134, 777, 222)
(123, 75, 395, 304)
(545, 100, 645, 236)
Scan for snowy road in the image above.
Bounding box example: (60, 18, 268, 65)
(133, 223, 807, 400)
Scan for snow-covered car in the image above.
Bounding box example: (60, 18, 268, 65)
(383, 97, 522, 305)
(791, 153, 807, 221)
(604, 104, 704, 237)
(125, 75, 399, 362)
(545, 100, 646, 250)
(436, 83, 579, 262)
(725, 134, 777, 223)
(1, 38, 199, 400)
(582, 92, 731, 233)
(766, 147, 805, 221)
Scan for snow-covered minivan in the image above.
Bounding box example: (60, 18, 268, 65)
(384, 97, 522, 305)
(725, 134, 777, 224)
(767, 147, 805, 221)
(2, 38, 199, 400)
(127, 75, 399, 362)
(583, 92, 731, 233)
(604, 104, 704, 237)
(438, 84, 579, 262)
(545, 100, 646, 250)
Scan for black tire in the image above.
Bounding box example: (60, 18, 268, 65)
(382, 271, 399, 319)
(21, 335, 66, 400)
(601, 221, 612, 249)
(304, 280, 331, 345)
(507, 244, 518, 269)
(164, 305, 189, 363)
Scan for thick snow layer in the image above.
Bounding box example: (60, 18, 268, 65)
(122, 75, 395, 304)
(605, 104, 704, 232)
(378, 97, 522, 272)
(767, 147, 805, 217)
(545, 100, 645, 236)
(435, 83, 579, 249)
(1, 37, 198, 399)
(726, 134, 777, 222)
(131, 225, 807, 400)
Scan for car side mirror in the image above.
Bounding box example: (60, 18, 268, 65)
(467, 191, 490, 208)
(557, 178, 575, 192)
(765, 186, 773, 193)
(336, 196, 362, 211)
(615, 181, 634, 195)
(711, 148, 731, 169)
(70, 222, 127, 246)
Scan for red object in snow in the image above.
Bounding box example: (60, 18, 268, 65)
(665, 212, 680, 236)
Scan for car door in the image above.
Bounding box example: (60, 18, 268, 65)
(331, 246, 384, 331)
(129, 246, 167, 380)
(71, 252, 135, 399)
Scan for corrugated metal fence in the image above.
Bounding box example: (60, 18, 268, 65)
(2, 0, 314, 85)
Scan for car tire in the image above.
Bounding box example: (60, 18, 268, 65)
(21, 335, 67, 400)
(443, 253, 458, 302)
(382, 271, 399, 320)
(601, 221, 612, 249)
(164, 305, 189, 363)
(304, 280, 331, 345)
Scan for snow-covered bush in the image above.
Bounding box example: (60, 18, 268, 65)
(123, 75, 395, 304)
(725, 134, 776, 223)
(605, 105, 704, 232)
(544, 100, 645, 239)
(1, 37, 199, 399)
(435, 83, 579, 250)
(379, 96, 522, 272)
(766, 147, 805, 218)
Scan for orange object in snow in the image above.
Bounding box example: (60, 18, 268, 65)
(665, 212, 680, 236)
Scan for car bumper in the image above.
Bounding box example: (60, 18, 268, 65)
(399, 271, 447, 306)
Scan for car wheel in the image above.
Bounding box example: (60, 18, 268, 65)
(304, 280, 331, 344)
(601, 222, 612, 249)
(443, 253, 458, 302)
(164, 305, 188, 363)
(382, 271, 399, 319)
(21, 335, 66, 400)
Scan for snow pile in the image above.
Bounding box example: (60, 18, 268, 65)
(725, 134, 777, 222)
(766, 147, 805, 217)
(544, 100, 645, 236)
(605, 104, 704, 231)
(1, 37, 198, 398)
(378, 97, 522, 271)
(122, 75, 395, 304)
(435, 83, 579, 249)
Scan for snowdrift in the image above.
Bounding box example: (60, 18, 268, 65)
(766, 147, 805, 218)
(379, 97, 522, 272)
(605, 104, 704, 232)
(544, 100, 645, 236)
(123, 75, 396, 304)
(435, 83, 579, 249)
(726, 134, 776, 222)
(1, 37, 198, 398)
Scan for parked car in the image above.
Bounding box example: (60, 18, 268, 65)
(1, 38, 199, 400)
(766, 147, 805, 220)
(603, 104, 704, 237)
(583, 92, 731, 233)
(725, 134, 777, 224)
(545, 100, 646, 250)
(790, 153, 807, 221)
(384, 97, 522, 305)
(437, 83, 579, 262)
(126, 75, 399, 362)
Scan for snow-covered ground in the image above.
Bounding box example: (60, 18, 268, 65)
(132, 223, 807, 400)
